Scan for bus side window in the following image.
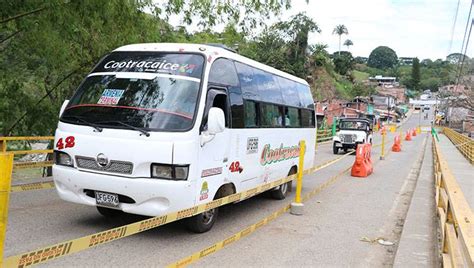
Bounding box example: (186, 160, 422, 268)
(212, 94, 229, 127)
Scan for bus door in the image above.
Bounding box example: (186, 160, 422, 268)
(198, 88, 230, 202)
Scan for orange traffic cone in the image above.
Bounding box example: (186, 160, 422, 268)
(405, 130, 412, 141)
(412, 128, 417, 137)
(392, 135, 401, 152)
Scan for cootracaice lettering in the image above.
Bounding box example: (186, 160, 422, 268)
(260, 143, 300, 166)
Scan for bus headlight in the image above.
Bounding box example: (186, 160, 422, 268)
(54, 151, 73, 167)
(151, 164, 189, 180)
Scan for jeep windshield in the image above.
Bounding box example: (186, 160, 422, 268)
(339, 120, 369, 131)
(61, 52, 204, 131)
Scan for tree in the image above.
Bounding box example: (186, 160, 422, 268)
(332, 25, 348, 55)
(0, 0, 291, 135)
(367, 46, 398, 69)
(446, 53, 469, 64)
(343, 39, 353, 50)
(309, 43, 330, 67)
(411, 58, 421, 90)
(332, 51, 354, 75)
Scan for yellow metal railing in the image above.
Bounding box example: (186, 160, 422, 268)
(442, 127, 474, 164)
(316, 129, 333, 143)
(0, 136, 54, 169)
(433, 137, 474, 267)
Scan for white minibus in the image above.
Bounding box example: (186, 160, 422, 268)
(53, 43, 316, 232)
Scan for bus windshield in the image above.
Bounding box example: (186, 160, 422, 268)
(61, 52, 204, 131)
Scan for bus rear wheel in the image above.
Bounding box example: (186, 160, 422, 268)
(271, 168, 295, 200)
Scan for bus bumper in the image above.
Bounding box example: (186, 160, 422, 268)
(53, 165, 195, 217)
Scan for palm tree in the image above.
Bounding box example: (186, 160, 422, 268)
(332, 24, 348, 55)
(343, 39, 353, 50)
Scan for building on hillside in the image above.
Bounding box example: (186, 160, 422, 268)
(315, 98, 373, 126)
(368, 75, 399, 87)
(377, 86, 407, 103)
(399, 57, 414, 65)
(439, 84, 470, 94)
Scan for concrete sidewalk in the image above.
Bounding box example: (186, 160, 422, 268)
(437, 134, 474, 208)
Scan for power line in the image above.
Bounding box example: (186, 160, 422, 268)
(456, 17, 473, 86)
(455, 0, 473, 85)
(448, 0, 461, 54)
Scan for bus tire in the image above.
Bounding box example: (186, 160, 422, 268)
(186, 184, 233, 233)
(186, 207, 218, 233)
(271, 168, 295, 200)
(96, 206, 123, 218)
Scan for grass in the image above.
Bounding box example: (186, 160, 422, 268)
(352, 70, 370, 82)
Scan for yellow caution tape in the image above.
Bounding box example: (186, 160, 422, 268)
(167, 166, 352, 268)
(10, 181, 55, 193)
(13, 161, 53, 170)
(4, 173, 298, 267)
(4, 144, 365, 267)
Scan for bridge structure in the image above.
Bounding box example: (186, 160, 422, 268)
(0, 110, 473, 267)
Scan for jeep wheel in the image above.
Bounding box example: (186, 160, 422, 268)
(333, 143, 339, 154)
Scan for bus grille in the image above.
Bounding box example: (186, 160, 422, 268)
(75, 156, 133, 175)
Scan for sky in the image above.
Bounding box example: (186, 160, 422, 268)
(282, 0, 473, 60)
(167, 0, 473, 60)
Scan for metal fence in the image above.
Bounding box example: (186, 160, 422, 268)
(433, 137, 474, 266)
(316, 129, 333, 143)
(0, 136, 54, 169)
(443, 127, 473, 164)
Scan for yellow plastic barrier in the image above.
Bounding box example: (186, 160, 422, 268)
(433, 137, 474, 266)
(442, 127, 474, 164)
(0, 153, 14, 267)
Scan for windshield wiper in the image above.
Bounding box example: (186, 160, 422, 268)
(62, 115, 103, 132)
(97, 120, 150, 137)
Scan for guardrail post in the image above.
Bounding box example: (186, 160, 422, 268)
(291, 140, 306, 215)
(315, 129, 318, 151)
(380, 129, 386, 160)
(0, 153, 13, 266)
(0, 140, 6, 153)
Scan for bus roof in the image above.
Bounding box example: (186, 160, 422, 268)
(114, 43, 308, 86)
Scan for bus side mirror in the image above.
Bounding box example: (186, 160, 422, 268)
(201, 107, 225, 146)
(207, 107, 225, 135)
(59, 100, 69, 117)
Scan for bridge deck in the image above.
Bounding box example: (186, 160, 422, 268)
(437, 134, 474, 208)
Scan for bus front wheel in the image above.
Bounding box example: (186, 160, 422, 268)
(186, 208, 218, 233)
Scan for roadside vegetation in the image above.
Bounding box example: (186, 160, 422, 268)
(1, 0, 471, 136)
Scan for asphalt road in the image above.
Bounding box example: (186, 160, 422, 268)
(5, 111, 432, 267)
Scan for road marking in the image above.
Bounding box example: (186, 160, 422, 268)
(167, 166, 353, 268)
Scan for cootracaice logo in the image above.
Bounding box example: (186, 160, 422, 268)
(103, 60, 196, 74)
(260, 143, 300, 166)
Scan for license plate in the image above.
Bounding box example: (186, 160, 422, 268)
(336, 143, 343, 147)
(95, 191, 119, 208)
